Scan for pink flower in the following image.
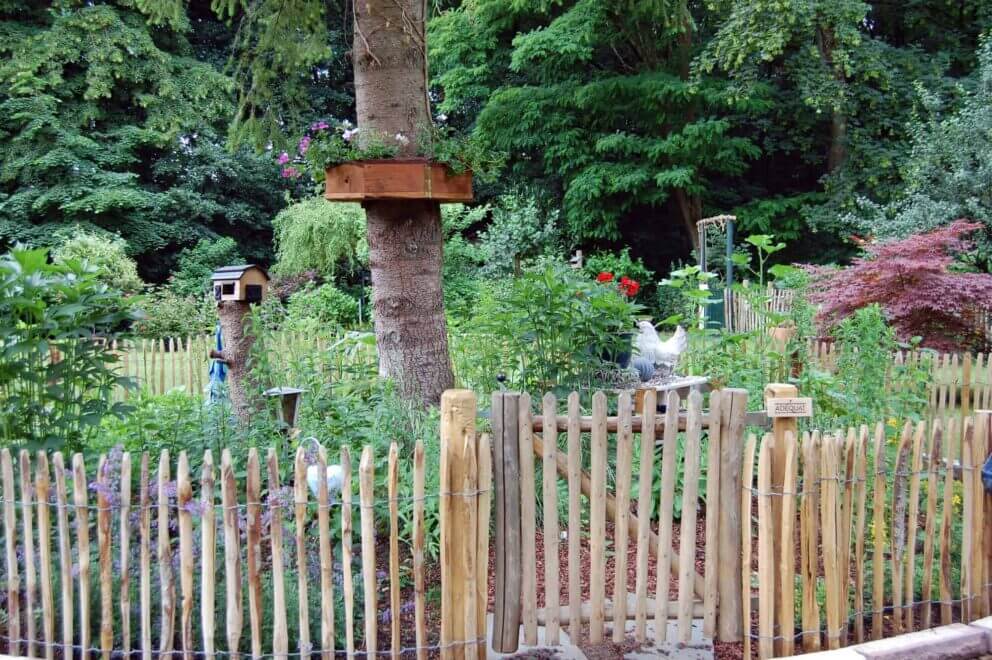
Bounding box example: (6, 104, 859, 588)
(276, 151, 290, 165)
(342, 128, 358, 142)
(298, 136, 311, 154)
(310, 121, 329, 131)
(281, 166, 299, 178)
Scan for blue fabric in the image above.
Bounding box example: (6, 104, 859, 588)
(983, 452, 992, 493)
(207, 321, 227, 402)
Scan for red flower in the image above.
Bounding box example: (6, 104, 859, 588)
(596, 272, 614, 283)
(619, 278, 640, 297)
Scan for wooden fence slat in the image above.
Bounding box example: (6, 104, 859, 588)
(246, 448, 262, 660)
(757, 434, 775, 660)
(97, 455, 114, 660)
(939, 418, 956, 624)
(341, 446, 355, 658)
(460, 424, 481, 660)
(36, 453, 55, 660)
(741, 434, 758, 660)
(852, 427, 868, 644)
(221, 450, 243, 660)
(201, 451, 216, 659)
(718, 388, 748, 643)
(18, 451, 37, 658)
(778, 431, 798, 656)
(294, 448, 312, 659)
(904, 422, 926, 631)
(74, 453, 92, 660)
(53, 453, 74, 657)
(518, 393, 538, 646)
(702, 391, 723, 639)
(820, 433, 841, 650)
(612, 391, 634, 643)
(542, 393, 561, 645)
(962, 417, 976, 621)
(158, 451, 175, 659)
(413, 440, 427, 660)
(491, 391, 521, 654)
(589, 391, 608, 644)
(316, 445, 333, 660)
(359, 446, 377, 657)
(634, 389, 657, 643)
(267, 449, 289, 660)
(567, 392, 582, 640)
(388, 442, 401, 659)
(890, 422, 913, 634)
(140, 454, 151, 660)
(678, 391, 703, 645)
(871, 424, 887, 640)
(2, 448, 20, 657)
(654, 392, 681, 640)
(476, 434, 493, 660)
(800, 431, 821, 652)
(921, 422, 942, 630)
(120, 453, 133, 657)
(178, 452, 195, 660)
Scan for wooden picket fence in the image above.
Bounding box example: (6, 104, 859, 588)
(0, 389, 490, 660)
(488, 387, 750, 653)
(744, 413, 992, 658)
(723, 285, 795, 333)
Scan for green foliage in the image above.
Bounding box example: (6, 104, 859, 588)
(441, 203, 489, 319)
(583, 248, 654, 304)
(0, 4, 288, 281)
(132, 288, 218, 339)
(52, 230, 144, 295)
(170, 237, 243, 297)
(285, 283, 360, 332)
(466, 261, 643, 393)
(430, 0, 765, 242)
(0, 246, 138, 450)
(272, 198, 368, 277)
(476, 194, 563, 277)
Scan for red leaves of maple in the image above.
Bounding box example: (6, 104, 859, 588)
(808, 220, 992, 350)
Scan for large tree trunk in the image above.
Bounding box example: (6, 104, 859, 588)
(353, 0, 454, 405)
(215, 301, 257, 422)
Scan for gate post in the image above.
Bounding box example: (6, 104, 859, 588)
(490, 391, 522, 653)
(717, 388, 748, 641)
(440, 389, 490, 660)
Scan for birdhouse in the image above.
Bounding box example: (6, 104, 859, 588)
(211, 265, 269, 303)
(263, 386, 306, 432)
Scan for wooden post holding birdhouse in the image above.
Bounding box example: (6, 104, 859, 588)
(211, 265, 270, 304)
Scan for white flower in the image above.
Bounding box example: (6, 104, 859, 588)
(342, 128, 359, 142)
(395, 132, 410, 146)
(437, 113, 447, 122)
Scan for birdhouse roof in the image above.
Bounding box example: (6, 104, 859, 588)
(210, 264, 270, 281)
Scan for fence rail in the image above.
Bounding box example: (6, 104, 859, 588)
(745, 413, 992, 658)
(0, 390, 489, 660)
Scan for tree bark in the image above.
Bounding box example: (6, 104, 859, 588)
(674, 188, 702, 252)
(352, 0, 454, 405)
(216, 301, 257, 423)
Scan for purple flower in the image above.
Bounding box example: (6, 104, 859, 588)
(281, 167, 299, 178)
(298, 136, 311, 154)
(310, 121, 329, 132)
(276, 151, 290, 165)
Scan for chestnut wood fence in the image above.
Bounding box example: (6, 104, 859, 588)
(745, 413, 992, 659)
(487, 387, 750, 653)
(0, 390, 489, 660)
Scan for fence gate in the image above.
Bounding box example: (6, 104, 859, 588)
(488, 387, 748, 653)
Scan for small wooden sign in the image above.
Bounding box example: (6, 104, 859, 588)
(767, 397, 813, 418)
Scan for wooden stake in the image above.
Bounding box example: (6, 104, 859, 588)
(201, 451, 216, 659)
(677, 391, 703, 645)
(246, 448, 262, 659)
(73, 453, 92, 660)
(589, 391, 608, 644)
(120, 453, 132, 657)
(654, 392, 681, 640)
(388, 442, 401, 659)
(97, 455, 114, 660)
(341, 446, 355, 658)
(542, 393, 561, 645)
(2, 449, 21, 657)
(53, 453, 74, 658)
(757, 434, 775, 659)
(518, 393, 538, 645)
(567, 392, 582, 641)
(178, 452, 194, 660)
(36, 452, 55, 660)
(221, 450, 243, 660)
(413, 440, 427, 660)
(267, 449, 288, 660)
(359, 446, 377, 657)
(157, 451, 175, 660)
(634, 389, 657, 643)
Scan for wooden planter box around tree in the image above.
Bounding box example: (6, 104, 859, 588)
(323, 159, 473, 202)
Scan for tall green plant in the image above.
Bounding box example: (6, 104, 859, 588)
(0, 246, 138, 449)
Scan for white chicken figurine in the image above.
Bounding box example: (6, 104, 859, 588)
(306, 463, 344, 502)
(634, 322, 687, 377)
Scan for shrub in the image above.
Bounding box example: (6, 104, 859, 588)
(477, 194, 563, 276)
(53, 230, 144, 294)
(285, 283, 360, 332)
(807, 220, 992, 350)
(133, 288, 218, 339)
(467, 261, 642, 393)
(170, 237, 243, 297)
(272, 198, 367, 276)
(0, 246, 139, 449)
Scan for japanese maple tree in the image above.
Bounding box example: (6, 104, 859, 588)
(808, 220, 992, 350)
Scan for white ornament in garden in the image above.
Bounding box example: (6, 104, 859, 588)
(306, 463, 344, 501)
(634, 321, 688, 375)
